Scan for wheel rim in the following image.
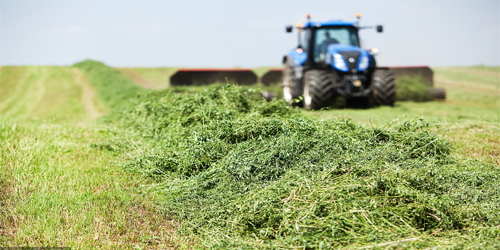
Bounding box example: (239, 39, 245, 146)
(283, 86, 292, 103)
(283, 66, 293, 103)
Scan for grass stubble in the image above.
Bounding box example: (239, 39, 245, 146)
(0, 122, 181, 249)
(0, 62, 181, 248)
(1, 60, 499, 249)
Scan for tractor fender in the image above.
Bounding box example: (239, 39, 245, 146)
(368, 54, 377, 69)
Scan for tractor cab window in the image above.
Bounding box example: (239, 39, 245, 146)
(314, 27, 360, 63)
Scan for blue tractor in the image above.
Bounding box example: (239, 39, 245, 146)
(283, 14, 395, 109)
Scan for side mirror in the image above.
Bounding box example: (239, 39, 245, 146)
(286, 25, 293, 33)
(376, 25, 383, 33)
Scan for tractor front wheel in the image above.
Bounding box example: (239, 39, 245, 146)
(303, 70, 335, 110)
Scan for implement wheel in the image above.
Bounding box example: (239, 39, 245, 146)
(372, 69, 395, 106)
(303, 69, 335, 110)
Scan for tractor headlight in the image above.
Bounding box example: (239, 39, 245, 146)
(333, 54, 348, 71)
(357, 54, 369, 71)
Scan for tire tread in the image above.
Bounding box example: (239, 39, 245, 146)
(372, 69, 395, 106)
(304, 70, 335, 109)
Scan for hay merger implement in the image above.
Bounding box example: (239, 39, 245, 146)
(168, 13, 443, 105)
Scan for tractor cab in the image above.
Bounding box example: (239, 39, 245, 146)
(286, 16, 382, 71)
(310, 25, 360, 63)
(291, 21, 361, 65)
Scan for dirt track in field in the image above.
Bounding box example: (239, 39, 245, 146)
(73, 68, 104, 119)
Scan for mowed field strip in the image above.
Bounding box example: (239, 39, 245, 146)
(0, 66, 179, 248)
(0, 66, 104, 122)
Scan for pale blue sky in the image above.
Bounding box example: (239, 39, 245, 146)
(1, 0, 499, 68)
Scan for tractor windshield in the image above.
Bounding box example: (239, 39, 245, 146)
(314, 26, 360, 63)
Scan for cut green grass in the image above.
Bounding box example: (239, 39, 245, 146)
(102, 65, 498, 248)
(104, 84, 500, 248)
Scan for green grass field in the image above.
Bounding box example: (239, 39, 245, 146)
(0, 62, 498, 249)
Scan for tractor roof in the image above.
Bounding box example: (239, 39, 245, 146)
(303, 20, 356, 28)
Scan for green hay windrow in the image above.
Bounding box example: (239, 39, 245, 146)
(395, 75, 432, 102)
(73, 60, 147, 111)
(102, 84, 500, 248)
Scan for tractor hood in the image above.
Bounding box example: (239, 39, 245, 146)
(325, 44, 371, 72)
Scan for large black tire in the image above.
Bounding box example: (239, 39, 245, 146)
(372, 69, 395, 106)
(303, 69, 335, 110)
(282, 58, 303, 106)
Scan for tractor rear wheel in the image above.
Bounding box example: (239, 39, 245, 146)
(372, 69, 395, 106)
(282, 59, 303, 106)
(303, 69, 335, 110)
